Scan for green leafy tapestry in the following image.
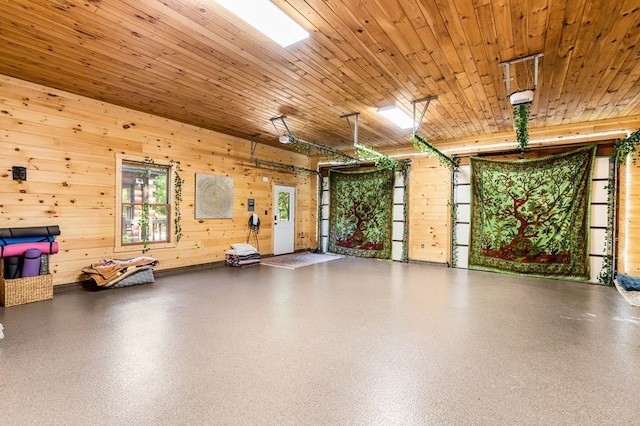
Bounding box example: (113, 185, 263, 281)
(329, 168, 394, 259)
(469, 145, 596, 280)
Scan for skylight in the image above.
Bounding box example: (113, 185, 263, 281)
(213, 0, 309, 48)
(377, 106, 413, 129)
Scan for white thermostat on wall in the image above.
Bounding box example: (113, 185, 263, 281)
(263, 177, 269, 182)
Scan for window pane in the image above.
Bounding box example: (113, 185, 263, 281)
(152, 174, 168, 204)
(122, 186, 133, 203)
(278, 192, 290, 222)
(153, 204, 168, 219)
(122, 205, 136, 243)
(149, 205, 169, 242)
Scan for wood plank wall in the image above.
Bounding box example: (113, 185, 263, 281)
(618, 161, 640, 275)
(0, 75, 316, 286)
(5, 73, 633, 285)
(407, 156, 451, 264)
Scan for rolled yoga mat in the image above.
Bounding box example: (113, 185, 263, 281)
(0, 236, 55, 246)
(0, 241, 58, 258)
(0, 225, 60, 238)
(22, 248, 41, 277)
(3, 256, 21, 279)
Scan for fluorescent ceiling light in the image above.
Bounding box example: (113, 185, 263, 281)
(378, 106, 413, 129)
(213, 0, 309, 48)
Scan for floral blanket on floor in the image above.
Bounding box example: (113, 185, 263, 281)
(329, 167, 394, 259)
(468, 145, 596, 280)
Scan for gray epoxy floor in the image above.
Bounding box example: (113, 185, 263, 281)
(1, 257, 639, 425)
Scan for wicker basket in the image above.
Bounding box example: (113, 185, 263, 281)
(0, 260, 53, 307)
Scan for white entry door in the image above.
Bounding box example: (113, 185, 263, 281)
(274, 185, 295, 255)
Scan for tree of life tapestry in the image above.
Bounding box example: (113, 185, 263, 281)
(468, 145, 596, 280)
(329, 168, 394, 259)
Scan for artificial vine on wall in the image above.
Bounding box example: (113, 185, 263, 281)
(450, 166, 460, 268)
(596, 129, 640, 284)
(613, 128, 640, 164)
(140, 158, 154, 253)
(411, 134, 456, 170)
(141, 157, 183, 253)
(140, 203, 150, 250)
(400, 165, 410, 263)
(513, 103, 531, 153)
(597, 164, 615, 286)
(172, 160, 183, 243)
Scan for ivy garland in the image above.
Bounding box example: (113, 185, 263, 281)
(287, 138, 356, 164)
(288, 139, 310, 156)
(513, 103, 531, 153)
(411, 134, 456, 170)
(450, 166, 459, 268)
(318, 175, 325, 253)
(324, 150, 357, 164)
(401, 164, 410, 263)
(141, 157, 183, 253)
(139, 201, 150, 253)
(254, 158, 317, 176)
(355, 143, 402, 170)
(172, 160, 183, 243)
(597, 166, 615, 286)
(595, 129, 640, 284)
(613, 128, 640, 164)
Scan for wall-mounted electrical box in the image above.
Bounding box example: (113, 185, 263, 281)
(12, 166, 27, 181)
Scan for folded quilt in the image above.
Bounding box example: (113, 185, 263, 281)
(616, 273, 640, 291)
(226, 253, 261, 267)
(109, 266, 155, 288)
(226, 252, 261, 260)
(83, 257, 158, 286)
(231, 243, 258, 252)
(227, 248, 259, 256)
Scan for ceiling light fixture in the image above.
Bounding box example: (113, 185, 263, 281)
(279, 134, 294, 144)
(377, 106, 413, 129)
(213, 0, 309, 48)
(500, 53, 544, 104)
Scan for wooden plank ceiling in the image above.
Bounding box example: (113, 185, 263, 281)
(1, 0, 639, 153)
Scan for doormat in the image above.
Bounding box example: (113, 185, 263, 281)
(261, 252, 344, 269)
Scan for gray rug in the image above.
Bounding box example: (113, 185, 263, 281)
(261, 252, 343, 269)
